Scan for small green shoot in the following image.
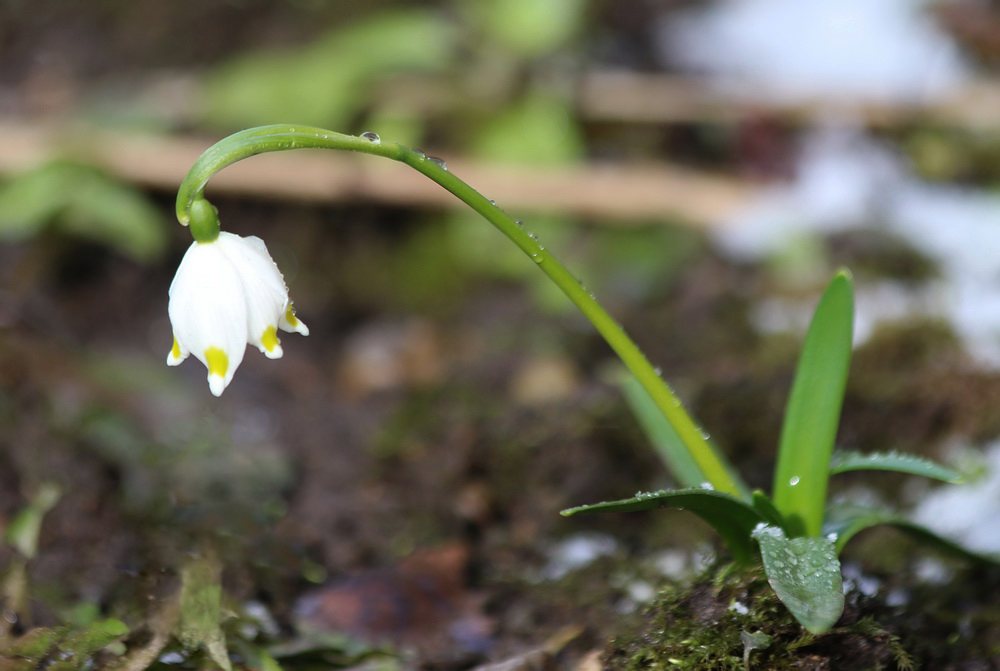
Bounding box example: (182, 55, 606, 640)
(741, 630, 772, 670)
(564, 271, 987, 632)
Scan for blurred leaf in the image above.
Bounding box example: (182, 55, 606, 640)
(752, 525, 844, 634)
(4, 483, 60, 559)
(772, 270, 854, 537)
(202, 9, 455, 130)
(561, 488, 764, 564)
(472, 92, 583, 165)
(620, 372, 706, 489)
(0, 163, 166, 262)
(468, 0, 585, 58)
(828, 450, 963, 483)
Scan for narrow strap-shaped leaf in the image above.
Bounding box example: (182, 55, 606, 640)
(823, 502, 999, 562)
(772, 271, 854, 537)
(621, 373, 707, 489)
(828, 450, 963, 483)
(753, 525, 844, 634)
(561, 488, 764, 564)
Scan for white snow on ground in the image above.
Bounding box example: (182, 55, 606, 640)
(912, 442, 1000, 555)
(715, 123, 1000, 363)
(657, 0, 1000, 360)
(659, 0, 968, 103)
(716, 122, 1000, 365)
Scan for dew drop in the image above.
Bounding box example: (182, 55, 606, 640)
(531, 253, 544, 264)
(361, 131, 380, 144)
(413, 149, 426, 160)
(789, 476, 800, 486)
(515, 220, 524, 228)
(428, 156, 448, 170)
(489, 199, 497, 206)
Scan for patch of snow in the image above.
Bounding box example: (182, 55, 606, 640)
(715, 123, 1000, 363)
(625, 579, 656, 603)
(842, 561, 880, 597)
(541, 532, 619, 580)
(659, 0, 968, 103)
(650, 548, 693, 580)
(912, 441, 1000, 555)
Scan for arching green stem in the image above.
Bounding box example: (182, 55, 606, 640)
(176, 124, 748, 498)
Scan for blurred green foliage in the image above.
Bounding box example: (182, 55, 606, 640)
(0, 163, 166, 263)
(202, 10, 456, 133)
(460, 0, 586, 58)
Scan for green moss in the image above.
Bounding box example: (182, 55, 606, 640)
(604, 564, 915, 671)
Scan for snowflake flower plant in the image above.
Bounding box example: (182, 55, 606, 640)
(170, 125, 989, 635)
(166, 199, 307, 396)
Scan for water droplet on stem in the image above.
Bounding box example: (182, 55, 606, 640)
(361, 131, 380, 144)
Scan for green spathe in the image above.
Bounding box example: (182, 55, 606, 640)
(187, 197, 220, 242)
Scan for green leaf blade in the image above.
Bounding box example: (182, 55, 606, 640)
(561, 488, 764, 564)
(772, 270, 855, 537)
(829, 450, 963, 483)
(823, 502, 999, 561)
(753, 525, 844, 634)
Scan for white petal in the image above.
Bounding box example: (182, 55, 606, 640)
(167, 336, 189, 366)
(168, 240, 248, 393)
(166, 232, 309, 395)
(279, 303, 309, 336)
(216, 233, 289, 356)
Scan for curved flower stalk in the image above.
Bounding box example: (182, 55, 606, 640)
(166, 200, 308, 396)
(171, 125, 745, 499)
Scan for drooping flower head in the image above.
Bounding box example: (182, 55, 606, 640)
(167, 231, 308, 396)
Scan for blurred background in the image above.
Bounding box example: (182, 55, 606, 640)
(4, 0, 1000, 667)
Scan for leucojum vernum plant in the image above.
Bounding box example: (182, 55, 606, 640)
(169, 125, 988, 635)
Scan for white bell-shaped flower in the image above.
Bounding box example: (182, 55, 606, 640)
(167, 231, 309, 396)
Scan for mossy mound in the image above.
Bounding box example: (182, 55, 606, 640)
(604, 564, 914, 671)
